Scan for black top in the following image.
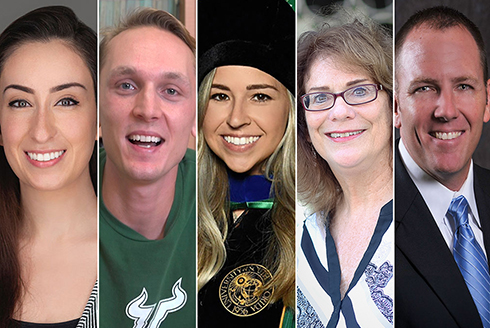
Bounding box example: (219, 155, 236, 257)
(13, 319, 79, 328)
(199, 208, 283, 327)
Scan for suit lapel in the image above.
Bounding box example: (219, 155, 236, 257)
(474, 165, 490, 266)
(395, 142, 482, 327)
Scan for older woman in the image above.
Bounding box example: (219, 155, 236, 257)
(0, 6, 97, 327)
(197, 0, 295, 327)
(296, 16, 394, 327)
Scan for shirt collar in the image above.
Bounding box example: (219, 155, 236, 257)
(399, 140, 481, 228)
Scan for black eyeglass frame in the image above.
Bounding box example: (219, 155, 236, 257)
(300, 83, 384, 111)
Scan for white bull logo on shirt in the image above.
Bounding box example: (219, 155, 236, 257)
(126, 278, 187, 328)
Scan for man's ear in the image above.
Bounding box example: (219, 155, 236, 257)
(0, 125, 3, 146)
(394, 94, 402, 129)
(191, 124, 196, 138)
(484, 79, 490, 123)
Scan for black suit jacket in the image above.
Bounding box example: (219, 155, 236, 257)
(395, 140, 490, 328)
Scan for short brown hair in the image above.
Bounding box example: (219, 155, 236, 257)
(395, 6, 487, 82)
(100, 7, 195, 69)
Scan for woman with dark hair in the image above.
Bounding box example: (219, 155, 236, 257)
(197, 0, 295, 327)
(0, 6, 97, 327)
(296, 15, 394, 327)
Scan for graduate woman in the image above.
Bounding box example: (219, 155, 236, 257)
(197, 0, 295, 327)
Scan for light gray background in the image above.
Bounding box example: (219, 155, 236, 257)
(396, 0, 490, 170)
(0, 0, 97, 32)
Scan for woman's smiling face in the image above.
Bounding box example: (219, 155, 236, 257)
(202, 66, 289, 175)
(0, 40, 96, 191)
(304, 56, 392, 174)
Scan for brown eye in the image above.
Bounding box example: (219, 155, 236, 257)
(252, 93, 271, 102)
(211, 93, 229, 101)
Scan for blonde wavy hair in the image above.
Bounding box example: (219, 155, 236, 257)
(197, 69, 295, 307)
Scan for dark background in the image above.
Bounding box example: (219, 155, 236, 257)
(396, 0, 490, 170)
(0, 0, 97, 33)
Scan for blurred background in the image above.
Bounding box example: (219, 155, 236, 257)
(0, 0, 96, 31)
(297, 0, 392, 35)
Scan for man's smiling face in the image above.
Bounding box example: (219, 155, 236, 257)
(395, 25, 490, 190)
(100, 26, 196, 184)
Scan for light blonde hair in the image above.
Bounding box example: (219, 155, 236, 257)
(197, 69, 295, 307)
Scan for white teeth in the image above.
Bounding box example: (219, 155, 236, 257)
(329, 131, 363, 138)
(223, 136, 260, 146)
(27, 150, 65, 162)
(434, 131, 462, 140)
(128, 134, 162, 143)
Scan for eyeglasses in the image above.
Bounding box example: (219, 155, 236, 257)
(301, 84, 383, 111)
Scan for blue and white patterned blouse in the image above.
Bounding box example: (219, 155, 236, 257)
(297, 201, 393, 328)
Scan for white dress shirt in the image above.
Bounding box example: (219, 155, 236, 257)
(399, 140, 487, 257)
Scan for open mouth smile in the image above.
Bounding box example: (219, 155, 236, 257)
(328, 130, 363, 138)
(128, 134, 163, 148)
(223, 136, 260, 146)
(430, 131, 462, 140)
(26, 150, 65, 162)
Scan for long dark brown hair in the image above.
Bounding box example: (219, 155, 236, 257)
(0, 6, 97, 325)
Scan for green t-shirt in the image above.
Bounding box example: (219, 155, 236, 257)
(99, 148, 196, 328)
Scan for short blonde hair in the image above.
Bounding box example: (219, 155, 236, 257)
(100, 7, 195, 69)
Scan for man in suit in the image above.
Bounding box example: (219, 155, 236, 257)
(395, 6, 490, 328)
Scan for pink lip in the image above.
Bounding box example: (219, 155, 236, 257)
(25, 150, 66, 168)
(325, 130, 365, 142)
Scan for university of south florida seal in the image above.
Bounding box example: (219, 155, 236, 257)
(219, 263, 274, 317)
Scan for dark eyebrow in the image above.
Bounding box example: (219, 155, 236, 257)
(410, 77, 438, 86)
(246, 84, 278, 91)
(211, 84, 230, 91)
(451, 76, 479, 85)
(4, 83, 87, 95)
(407, 78, 440, 92)
(50, 82, 87, 93)
(3, 84, 34, 94)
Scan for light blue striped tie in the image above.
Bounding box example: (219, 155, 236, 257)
(448, 195, 490, 328)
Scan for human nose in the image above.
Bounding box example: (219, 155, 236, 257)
(31, 105, 56, 143)
(328, 95, 356, 121)
(226, 99, 251, 128)
(434, 89, 459, 122)
(132, 86, 162, 122)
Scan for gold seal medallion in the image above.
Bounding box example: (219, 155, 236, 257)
(219, 263, 274, 317)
